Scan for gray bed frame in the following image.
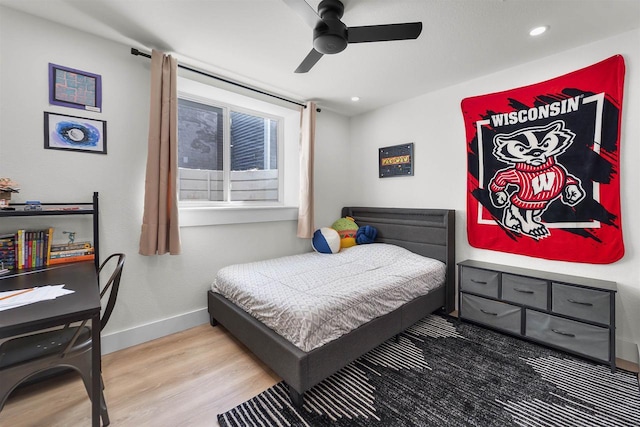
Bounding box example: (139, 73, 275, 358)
(207, 207, 455, 406)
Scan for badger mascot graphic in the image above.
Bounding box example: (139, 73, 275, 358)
(489, 120, 585, 239)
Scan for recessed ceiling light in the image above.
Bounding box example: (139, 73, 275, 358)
(529, 26, 549, 37)
(351, 96, 360, 102)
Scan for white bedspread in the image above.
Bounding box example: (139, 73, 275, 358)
(211, 243, 446, 352)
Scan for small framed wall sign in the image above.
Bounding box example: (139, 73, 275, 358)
(44, 112, 107, 154)
(379, 143, 414, 178)
(49, 63, 102, 112)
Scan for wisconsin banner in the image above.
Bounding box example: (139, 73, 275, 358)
(461, 55, 625, 264)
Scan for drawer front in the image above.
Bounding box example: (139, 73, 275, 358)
(552, 283, 611, 325)
(502, 274, 548, 310)
(460, 267, 499, 298)
(461, 294, 521, 334)
(525, 310, 609, 362)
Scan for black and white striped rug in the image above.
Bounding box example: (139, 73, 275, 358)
(218, 315, 640, 426)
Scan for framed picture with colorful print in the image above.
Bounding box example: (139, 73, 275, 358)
(379, 143, 414, 178)
(49, 63, 102, 113)
(461, 55, 625, 264)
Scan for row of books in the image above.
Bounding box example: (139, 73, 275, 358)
(0, 229, 93, 270)
(50, 241, 95, 265)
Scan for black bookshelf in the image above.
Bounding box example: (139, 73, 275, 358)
(0, 192, 99, 270)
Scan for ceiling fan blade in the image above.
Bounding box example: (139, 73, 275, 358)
(348, 22, 423, 43)
(295, 48, 324, 73)
(282, 0, 321, 29)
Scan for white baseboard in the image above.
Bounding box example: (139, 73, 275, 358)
(101, 308, 209, 355)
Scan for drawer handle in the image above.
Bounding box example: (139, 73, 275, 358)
(551, 329, 576, 338)
(567, 299, 593, 307)
(471, 279, 488, 285)
(480, 309, 498, 316)
(514, 288, 534, 294)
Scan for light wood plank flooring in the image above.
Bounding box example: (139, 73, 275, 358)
(2, 323, 638, 426)
(0, 324, 279, 427)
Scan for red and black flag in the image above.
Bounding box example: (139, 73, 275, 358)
(461, 55, 625, 264)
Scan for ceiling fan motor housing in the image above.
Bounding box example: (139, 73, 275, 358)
(313, 0, 348, 54)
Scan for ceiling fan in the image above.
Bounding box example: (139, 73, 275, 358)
(283, 0, 423, 73)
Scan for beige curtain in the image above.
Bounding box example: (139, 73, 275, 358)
(297, 102, 317, 238)
(139, 50, 181, 255)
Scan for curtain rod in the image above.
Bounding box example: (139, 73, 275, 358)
(131, 48, 320, 112)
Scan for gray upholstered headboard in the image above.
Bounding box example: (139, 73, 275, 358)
(342, 207, 456, 313)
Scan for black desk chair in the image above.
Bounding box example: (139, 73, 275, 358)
(0, 253, 126, 426)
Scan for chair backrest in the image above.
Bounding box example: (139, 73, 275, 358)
(97, 253, 126, 331)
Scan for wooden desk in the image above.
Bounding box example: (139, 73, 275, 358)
(0, 261, 102, 426)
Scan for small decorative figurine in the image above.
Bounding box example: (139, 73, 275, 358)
(63, 231, 76, 244)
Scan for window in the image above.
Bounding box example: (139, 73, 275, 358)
(177, 97, 282, 203)
(175, 76, 301, 226)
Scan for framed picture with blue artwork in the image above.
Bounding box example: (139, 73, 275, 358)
(44, 112, 107, 154)
(49, 63, 102, 113)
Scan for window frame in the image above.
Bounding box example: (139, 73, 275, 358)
(177, 93, 285, 206)
(176, 76, 300, 226)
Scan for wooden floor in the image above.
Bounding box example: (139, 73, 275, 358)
(2, 323, 638, 426)
(0, 324, 279, 427)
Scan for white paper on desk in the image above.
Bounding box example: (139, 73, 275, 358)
(0, 285, 74, 311)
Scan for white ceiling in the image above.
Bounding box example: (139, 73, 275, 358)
(1, 0, 639, 116)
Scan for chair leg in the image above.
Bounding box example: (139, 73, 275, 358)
(0, 375, 15, 413)
(0, 365, 109, 425)
(100, 375, 110, 426)
(0, 365, 51, 413)
(74, 354, 109, 426)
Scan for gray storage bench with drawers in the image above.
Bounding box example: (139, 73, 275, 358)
(458, 260, 617, 371)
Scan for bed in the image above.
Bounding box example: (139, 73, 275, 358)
(207, 207, 455, 406)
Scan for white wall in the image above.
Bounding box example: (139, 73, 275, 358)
(349, 29, 640, 362)
(0, 7, 350, 352)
